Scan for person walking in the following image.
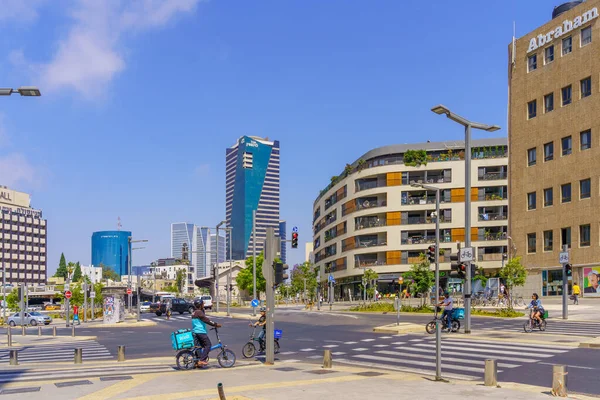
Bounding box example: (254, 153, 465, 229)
(572, 282, 581, 305)
(73, 304, 81, 325)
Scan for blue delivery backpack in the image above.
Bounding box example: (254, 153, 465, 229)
(452, 308, 465, 320)
(171, 328, 194, 350)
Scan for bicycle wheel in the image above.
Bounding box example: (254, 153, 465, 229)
(539, 320, 547, 331)
(425, 321, 436, 334)
(523, 321, 533, 333)
(175, 349, 195, 370)
(274, 340, 280, 354)
(217, 349, 236, 368)
(242, 342, 256, 358)
(451, 320, 460, 332)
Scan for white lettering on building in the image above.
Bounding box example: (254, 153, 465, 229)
(246, 140, 259, 148)
(0, 191, 12, 202)
(528, 8, 598, 53)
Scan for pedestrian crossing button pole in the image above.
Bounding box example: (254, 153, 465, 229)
(21, 326, 26, 336)
(484, 359, 497, 387)
(72, 325, 75, 337)
(74, 348, 83, 364)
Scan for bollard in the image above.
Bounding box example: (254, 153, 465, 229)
(7, 327, 12, 347)
(552, 365, 568, 397)
(74, 348, 83, 364)
(9, 350, 18, 366)
(38, 326, 42, 336)
(117, 345, 126, 362)
(71, 325, 75, 337)
(21, 326, 26, 336)
(217, 383, 226, 400)
(484, 359, 497, 386)
(52, 326, 57, 337)
(322, 349, 332, 369)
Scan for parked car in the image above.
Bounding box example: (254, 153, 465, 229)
(150, 298, 194, 316)
(43, 303, 61, 311)
(198, 295, 213, 310)
(8, 312, 52, 326)
(140, 301, 152, 313)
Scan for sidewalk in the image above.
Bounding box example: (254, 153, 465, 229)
(0, 361, 594, 400)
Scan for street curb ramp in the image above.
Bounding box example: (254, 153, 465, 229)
(373, 323, 423, 334)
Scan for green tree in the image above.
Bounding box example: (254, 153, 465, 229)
(361, 268, 379, 300)
(72, 262, 82, 282)
(54, 253, 68, 278)
(6, 288, 25, 311)
(290, 262, 317, 300)
(498, 257, 527, 310)
(102, 265, 120, 282)
(404, 255, 434, 306)
(176, 269, 186, 294)
(66, 262, 77, 282)
(236, 252, 267, 298)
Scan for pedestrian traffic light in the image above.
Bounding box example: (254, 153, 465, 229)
(450, 253, 466, 279)
(274, 262, 289, 285)
(291, 232, 298, 249)
(426, 245, 436, 263)
(565, 264, 572, 277)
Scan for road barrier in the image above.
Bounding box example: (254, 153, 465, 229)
(71, 325, 75, 337)
(552, 365, 568, 397)
(484, 359, 497, 386)
(9, 350, 18, 365)
(322, 350, 332, 369)
(74, 348, 83, 364)
(118, 345, 126, 362)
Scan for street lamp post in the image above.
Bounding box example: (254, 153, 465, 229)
(1, 85, 41, 323)
(431, 105, 500, 334)
(412, 182, 442, 380)
(128, 237, 148, 315)
(252, 210, 257, 316)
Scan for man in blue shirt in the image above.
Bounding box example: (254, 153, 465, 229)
(192, 299, 221, 368)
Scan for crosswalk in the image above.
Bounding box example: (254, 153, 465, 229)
(474, 319, 600, 337)
(0, 340, 113, 365)
(277, 335, 572, 380)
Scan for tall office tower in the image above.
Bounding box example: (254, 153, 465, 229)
(226, 136, 280, 260)
(210, 231, 226, 265)
(171, 223, 210, 284)
(279, 220, 287, 263)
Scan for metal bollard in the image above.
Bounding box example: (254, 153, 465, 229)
(552, 365, 568, 397)
(9, 350, 18, 365)
(117, 345, 126, 362)
(52, 326, 57, 337)
(7, 327, 12, 347)
(21, 326, 26, 336)
(322, 349, 332, 369)
(71, 325, 75, 337)
(217, 383, 226, 400)
(74, 348, 83, 364)
(38, 326, 42, 336)
(484, 359, 497, 386)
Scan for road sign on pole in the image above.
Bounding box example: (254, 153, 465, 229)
(65, 291, 72, 299)
(292, 226, 298, 233)
(328, 275, 334, 283)
(251, 299, 259, 308)
(127, 288, 132, 295)
(559, 251, 569, 264)
(90, 291, 96, 298)
(459, 247, 474, 262)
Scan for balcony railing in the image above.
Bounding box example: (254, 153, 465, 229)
(356, 181, 383, 192)
(478, 213, 507, 221)
(478, 253, 504, 261)
(324, 228, 346, 243)
(405, 216, 451, 225)
(356, 260, 387, 267)
(356, 200, 387, 210)
(403, 197, 437, 205)
(477, 232, 507, 241)
(478, 193, 507, 201)
(355, 219, 387, 230)
(480, 172, 507, 181)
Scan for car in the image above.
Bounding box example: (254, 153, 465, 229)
(140, 301, 152, 313)
(43, 304, 61, 311)
(8, 312, 52, 326)
(198, 295, 213, 310)
(150, 298, 195, 316)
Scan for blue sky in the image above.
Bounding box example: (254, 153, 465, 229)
(0, 0, 559, 274)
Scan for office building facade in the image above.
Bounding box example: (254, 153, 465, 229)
(226, 136, 280, 260)
(279, 220, 287, 263)
(210, 232, 226, 266)
(0, 186, 47, 285)
(509, 0, 600, 297)
(312, 139, 508, 299)
(91, 231, 131, 277)
(171, 223, 210, 284)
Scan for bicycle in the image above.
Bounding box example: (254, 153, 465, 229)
(426, 307, 461, 334)
(242, 326, 281, 358)
(523, 308, 546, 333)
(175, 327, 236, 369)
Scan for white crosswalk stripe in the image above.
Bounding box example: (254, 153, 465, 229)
(474, 321, 600, 337)
(0, 340, 112, 364)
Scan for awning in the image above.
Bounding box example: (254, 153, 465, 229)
(195, 277, 214, 288)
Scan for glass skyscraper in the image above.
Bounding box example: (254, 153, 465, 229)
(279, 220, 287, 264)
(226, 136, 280, 260)
(210, 232, 226, 266)
(91, 231, 131, 277)
(171, 223, 210, 282)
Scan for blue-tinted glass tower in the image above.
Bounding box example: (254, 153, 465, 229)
(279, 220, 287, 263)
(226, 136, 280, 260)
(91, 231, 131, 277)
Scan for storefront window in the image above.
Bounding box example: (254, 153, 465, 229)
(542, 269, 572, 296)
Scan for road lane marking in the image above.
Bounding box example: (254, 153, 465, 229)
(322, 345, 338, 348)
(299, 348, 316, 352)
(360, 339, 375, 342)
(352, 348, 368, 351)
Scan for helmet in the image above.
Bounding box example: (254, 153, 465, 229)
(259, 307, 266, 312)
(444, 291, 450, 297)
(194, 299, 204, 309)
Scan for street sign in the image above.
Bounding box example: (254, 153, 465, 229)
(559, 251, 570, 264)
(459, 247, 474, 262)
(65, 291, 72, 299)
(328, 275, 334, 282)
(393, 297, 401, 311)
(90, 291, 96, 299)
(292, 226, 298, 233)
(127, 288, 132, 295)
(251, 299, 259, 308)
(398, 277, 404, 284)
(64, 283, 70, 291)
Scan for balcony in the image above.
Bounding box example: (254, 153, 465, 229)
(478, 212, 507, 221)
(478, 253, 504, 261)
(355, 217, 386, 231)
(480, 171, 507, 181)
(356, 199, 387, 211)
(403, 210, 452, 225)
(355, 178, 386, 192)
(355, 258, 387, 268)
(477, 231, 507, 241)
(478, 188, 507, 201)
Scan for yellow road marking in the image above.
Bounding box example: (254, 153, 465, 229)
(77, 374, 156, 400)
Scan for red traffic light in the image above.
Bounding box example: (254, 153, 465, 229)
(292, 232, 298, 238)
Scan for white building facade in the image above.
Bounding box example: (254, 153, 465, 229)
(81, 265, 102, 284)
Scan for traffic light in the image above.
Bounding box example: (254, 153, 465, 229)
(470, 264, 478, 278)
(426, 245, 436, 263)
(450, 253, 466, 279)
(291, 232, 298, 249)
(565, 264, 572, 277)
(274, 262, 289, 285)
(229, 284, 233, 292)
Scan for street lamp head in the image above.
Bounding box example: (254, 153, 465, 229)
(0, 89, 13, 96)
(485, 125, 501, 132)
(17, 86, 41, 96)
(431, 104, 450, 115)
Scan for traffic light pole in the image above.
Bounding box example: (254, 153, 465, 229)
(562, 244, 568, 320)
(464, 124, 472, 334)
(262, 227, 279, 365)
(434, 188, 442, 381)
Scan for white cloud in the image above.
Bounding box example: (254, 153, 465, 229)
(0, 153, 37, 187)
(0, 0, 46, 24)
(36, 0, 202, 99)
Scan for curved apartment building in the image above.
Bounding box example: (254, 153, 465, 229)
(312, 139, 509, 298)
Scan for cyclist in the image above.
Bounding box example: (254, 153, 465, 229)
(526, 293, 544, 325)
(191, 299, 221, 368)
(437, 292, 453, 332)
(249, 307, 267, 349)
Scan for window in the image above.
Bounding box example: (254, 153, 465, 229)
(580, 178, 591, 199)
(528, 54, 537, 72)
(562, 136, 572, 156)
(581, 77, 592, 98)
(561, 227, 571, 249)
(544, 93, 554, 113)
(561, 183, 572, 203)
(527, 233, 537, 253)
(581, 26, 592, 46)
(544, 142, 554, 161)
(527, 147, 537, 166)
(527, 100, 537, 119)
(562, 36, 572, 55)
(580, 224, 591, 247)
(544, 230, 553, 252)
(545, 45, 554, 63)
(544, 188, 553, 207)
(562, 85, 572, 106)
(527, 191, 536, 210)
(581, 130, 591, 150)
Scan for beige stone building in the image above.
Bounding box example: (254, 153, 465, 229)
(312, 139, 508, 299)
(509, 1, 600, 297)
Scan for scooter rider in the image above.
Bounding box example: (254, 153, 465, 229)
(192, 299, 221, 368)
(526, 293, 544, 325)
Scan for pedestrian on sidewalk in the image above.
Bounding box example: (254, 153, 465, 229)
(73, 304, 81, 325)
(572, 283, 580, 305)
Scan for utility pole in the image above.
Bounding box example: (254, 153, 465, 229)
(464, 123, 473, 334)
(128, 236, 132, 314)
(262, 227, 279, 365)
(65, 270, 71, 328)
(137, 274, 141, 322)
(316, 269, 321, 311)
(83, 283, 88, 323)
(561, 244, 569, 320)
(252, 210, 257, 316)
(227, 228, 233, 317)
